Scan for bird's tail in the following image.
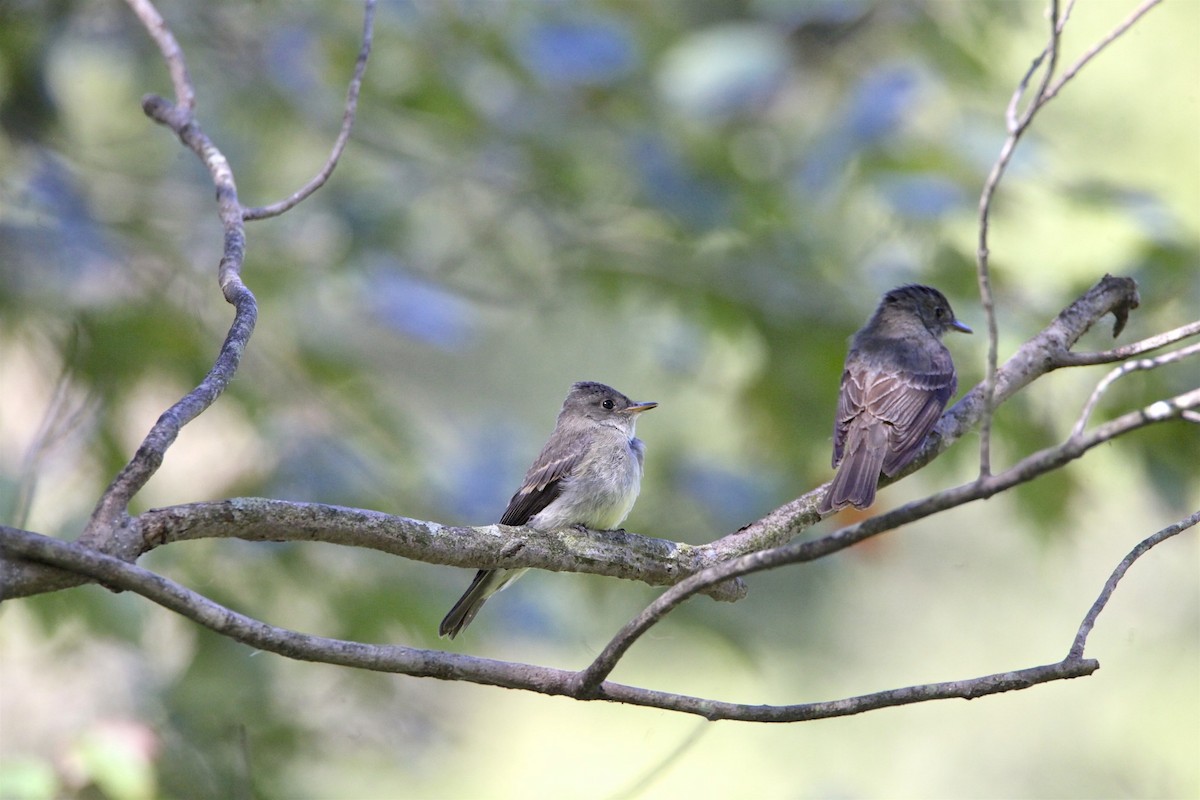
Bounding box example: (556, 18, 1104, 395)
(820, 422, 887, 513)
(438, 568, 528, 639)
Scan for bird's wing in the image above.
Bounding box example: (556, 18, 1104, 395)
(867, 349, 957, 476)
(831, 367, 863, 467)
(498, 431, 592, 526)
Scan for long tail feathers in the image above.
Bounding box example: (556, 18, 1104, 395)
(820, 422, 887, 513)
(438, 568, 527, 639)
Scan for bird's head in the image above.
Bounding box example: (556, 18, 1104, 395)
(561, 381, 657, 432)
(881, 284, 973, 338)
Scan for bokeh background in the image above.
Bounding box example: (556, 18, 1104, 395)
(1, 1, 1197, 798)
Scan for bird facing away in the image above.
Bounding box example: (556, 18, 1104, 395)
(820, 284, 971, 514)
(438, 381, 657, 639)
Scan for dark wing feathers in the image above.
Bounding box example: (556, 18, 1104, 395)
(833, 347, 955, 477)
(831, 368, 861, 466)
(869, 349, 956, 476)
(498, 431, 591, 526)
(826, 321, 959, 513)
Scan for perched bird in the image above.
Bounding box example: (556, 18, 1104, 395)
(439, 381, 657, 639)
(820, 284, 971, 513)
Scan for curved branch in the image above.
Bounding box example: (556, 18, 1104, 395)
(124, 0, 195, 112)
(78, 94, 257, 550)
(10, 504, 1190, 723)
(1052, 319, 1200, 367)
(0, 526, 567, 689)
(1072, 341, 1200, 436)
(2, 0, 256, 596)
(0, 501, 744, 602)
(1069, 509, 1200, 660)
(0, 526, 1105, 723)
(242, 0, 376, 221)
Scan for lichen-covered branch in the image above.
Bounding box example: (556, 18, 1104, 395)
(6, 504, 1193, 723)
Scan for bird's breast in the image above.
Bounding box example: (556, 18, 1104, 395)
(531, 436, 644, 530)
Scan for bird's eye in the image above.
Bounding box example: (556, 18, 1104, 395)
(935, 307, 946, 319)
(601, 399, 615, 410)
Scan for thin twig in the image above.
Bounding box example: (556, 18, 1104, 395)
(242, 0, 376, 221)
(1053, 320, 1200, 367)
(1072, 341, 1200, 437)
(1041, 0, 1165, 105)
(123, 0, 195, 112)
(13, 329, 92, 529)
(1005, 0, 1063, 132)
(1057, 0, 1079, 34)
(978, 0, 1062, 478)
(974, 0, 1161, 479)
(1068, 509, 1200, 660)
(606, 722, 710, 800)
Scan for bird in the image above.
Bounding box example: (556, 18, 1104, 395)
(438, 381, 657, 639)
(820, 284, 971, 513)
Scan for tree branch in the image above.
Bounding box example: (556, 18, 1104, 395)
(0, 529, 1113, 721)
(1068, 509, 1200, 660)
(7, 500, 1193, 723)
(241, 0, 376, 221)
(1051, 319, 1200, 367)
(0, 500, 745, 602)
(77, 92, 257, 551)
(1072, 341, 1200, 437)
(573, 386, 1200, 692)
(124, 0, 195, 112)
(974, 0, 1162, 478)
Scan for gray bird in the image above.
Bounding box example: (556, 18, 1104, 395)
(821, 284, 971, 513)
(439, 381, 657, 639)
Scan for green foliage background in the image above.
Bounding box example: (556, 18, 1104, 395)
(1, 1, 1196, 797)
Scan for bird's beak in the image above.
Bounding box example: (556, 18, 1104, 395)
(627, 401, 658, 414)
(951, 319, 973, 334)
